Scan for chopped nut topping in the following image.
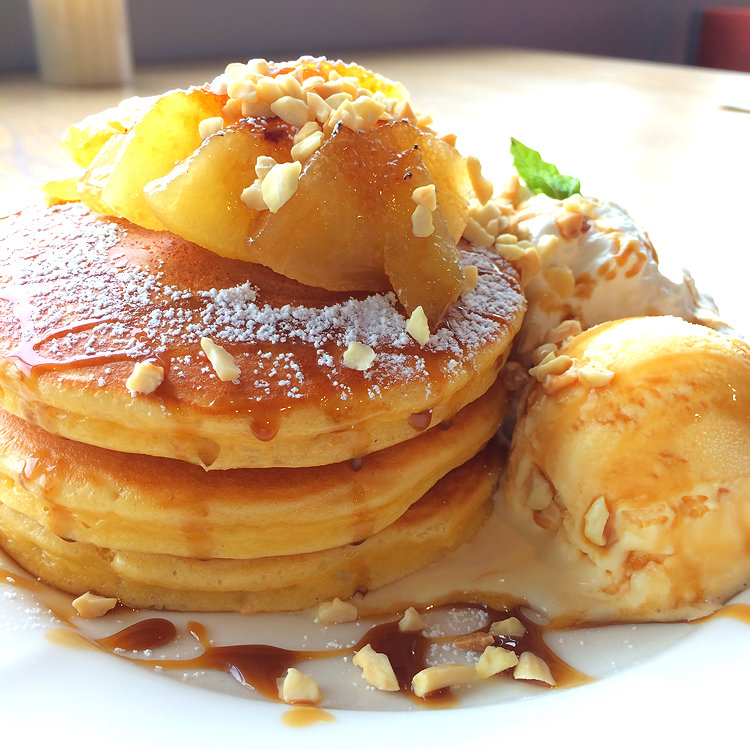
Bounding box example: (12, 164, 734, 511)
(278, 668, 323, 705)
(261, 160, 302, 213)
(270, 95, 309, 129)
(342, 341, 376, 371)
(352, 644, 400, 691)
(412, 184, 437, 212)
(125, 361, 164, 394)
(536, 233, 560, 259)
(406, 306, 430, 346)
(293, 120, 322, 143)
(398, 606, 425, 632)
(316, 597, 358, 625)
(555, 211, 584, 240)
(526, 468, 554, 511)
(476, 645, 519, 678)
(544, 264, 575, 300)
(412, 664, 477, 698)
(72, 591, 118, 618)
(290, 130, 324, 162)
(467, 156, 493, 204)
(462, 265, 479, 291)
(577, 360, 614, 388)
(489, 616, 527, 638)
(411, 203, 435, 238)
(200, 337, 241, 381)
(453, 632, 495, 651)
(583, 495, 609, 546)
(529, 353, 573, 381)
(532, 342, 557, 365)
(240, 180, 267, 211)
(513, 652, 556, 686)
(547, 319, 582, 345)
(463, 216, 495, 248)
(254, 155, 278, 181)
(198, 116, 224, 139)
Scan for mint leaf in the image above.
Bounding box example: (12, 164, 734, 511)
(510, 137, 581, 199)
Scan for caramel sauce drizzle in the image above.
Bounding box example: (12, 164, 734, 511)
(7, 566, 750, 711)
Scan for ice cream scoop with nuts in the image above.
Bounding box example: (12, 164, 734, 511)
(502, 315, 750, 623)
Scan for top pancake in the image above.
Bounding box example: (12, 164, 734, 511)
(0, 202, 525, 468)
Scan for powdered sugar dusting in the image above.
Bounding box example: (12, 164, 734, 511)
(0, 203, 524, 404)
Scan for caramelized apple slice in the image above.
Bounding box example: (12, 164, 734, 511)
(245, 126, 391, 291)
(78, 87, 227, 229)
(381, 146, 465, 328)
(246, 122, 470, 297)
(144, 119, 294, 257)
(62, 95, 158, 169)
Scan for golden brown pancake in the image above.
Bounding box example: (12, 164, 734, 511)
(0, 445, 503, 613)
(0, 202, 525, 469)
(0, 379, 506, 559)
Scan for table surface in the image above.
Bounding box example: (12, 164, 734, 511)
(1, 46, 749, 323)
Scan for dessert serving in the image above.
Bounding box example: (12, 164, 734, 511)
(1, 54, 750, 711)
(0, 57, 526, 613)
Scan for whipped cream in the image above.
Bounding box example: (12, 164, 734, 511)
(512, 194, 726, 363)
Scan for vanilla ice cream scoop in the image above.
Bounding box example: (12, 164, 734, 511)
(503, 315, 750, 623)
(512, 194, 726, 365)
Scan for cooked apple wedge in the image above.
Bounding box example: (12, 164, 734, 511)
(381, 146, 466, 328)
(247, 121, 468, 318)
(61, 95, 158, 169)
(144, 118, 294, 258)
(244, 124, 392, 291)
(78, 87, 227, 230)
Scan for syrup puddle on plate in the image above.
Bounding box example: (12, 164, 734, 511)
(2, 495, 749, 713)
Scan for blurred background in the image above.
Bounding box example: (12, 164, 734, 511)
(2, 0, 750, 74)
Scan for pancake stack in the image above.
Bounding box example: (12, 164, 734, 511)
(0, 200, 525, 612)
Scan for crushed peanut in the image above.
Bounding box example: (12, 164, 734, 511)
(198, 116, 224, 139)
(412, 184, 437, 212)
(547, 319, 582, 345)
(526, 468, 554, 511)
(528, 353, 573, 381)
(240, 180, 267, 210)
(342, 341, 376, 371)
(398, 606, 425, 633)
(406, 306, 430, 346)
(577, 360, 615, 388)
(411, 203, 435, 238)
(412, 664, 477, 698)
(352, 644, 400, 691)
(278, 668, 323, 705)
(125, 361, 164, 394)
(489, 616, 527, 639)
(513, 652, 556, 686)
(476, 646, 519, 678)
(453, 632, 495, 651)
(261, 160, 302, 213)
(535, 233, 560, 259)
(555, 211, 584, 240)
(583, 495, 609, 546)
(463, 216, 495, 248)
(466, 156, 494, 204)
(72, 591, 118, 618)
(200, 337, 241, 381)
(544, 264, 576, 300)
(462, 264, 479, 291)
(316, 597, 358, 625)
(290, 130, 324, 162)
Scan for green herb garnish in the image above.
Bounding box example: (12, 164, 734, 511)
(510, 137, 581, 199)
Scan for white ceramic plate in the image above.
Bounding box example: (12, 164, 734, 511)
(3, 514, 750, 748)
